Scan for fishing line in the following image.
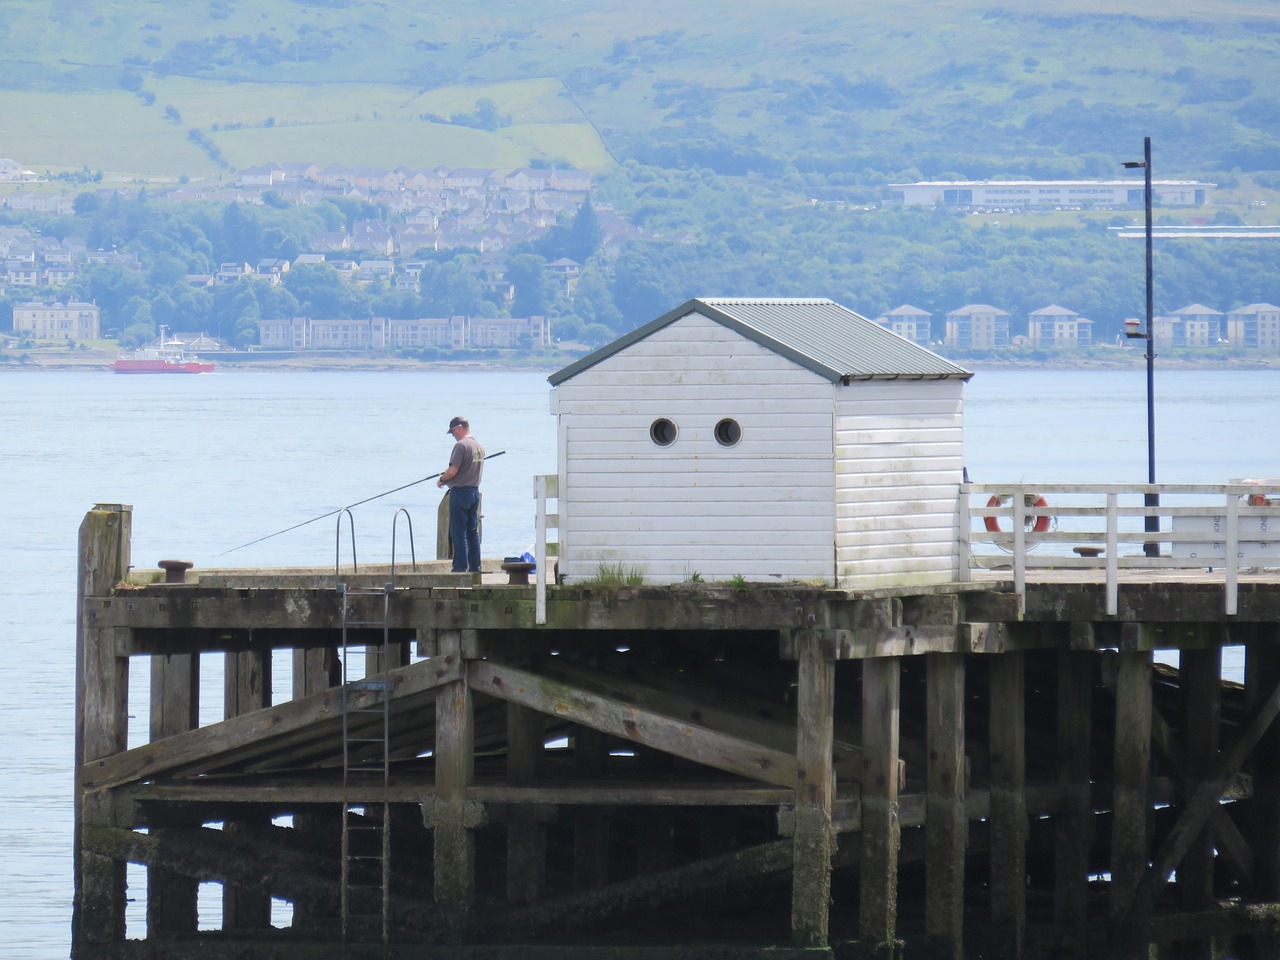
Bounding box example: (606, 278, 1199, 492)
(217, 449, 506, 556)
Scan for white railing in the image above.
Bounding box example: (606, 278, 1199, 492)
(534, 474, 560, 625)
(962, 482, 1280, 616)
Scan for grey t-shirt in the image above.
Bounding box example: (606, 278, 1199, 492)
(446, 436, 485, 488)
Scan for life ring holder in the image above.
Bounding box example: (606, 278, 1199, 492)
(983, 493, 1052, 544)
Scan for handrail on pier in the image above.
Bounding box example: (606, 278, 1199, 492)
(534, 474, 560, 625)
(390, 507, 417, 587)
(334, 507, 357, 584)
(963, 481, 1280, 616)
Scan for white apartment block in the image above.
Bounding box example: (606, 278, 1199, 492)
(892, 180, 1214, 208)
(13, 300, 100, 339)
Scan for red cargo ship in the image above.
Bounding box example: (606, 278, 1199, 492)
(110, 328, 215, 374)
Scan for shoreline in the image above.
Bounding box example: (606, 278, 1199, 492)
(3, 349, 1279, 374)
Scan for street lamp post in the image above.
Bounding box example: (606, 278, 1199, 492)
(1123, 136, 1159, 557)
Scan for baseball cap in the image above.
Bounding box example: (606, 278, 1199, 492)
(446, 416, 468, 434)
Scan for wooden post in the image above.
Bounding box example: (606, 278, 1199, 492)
(430, 629, 476, 914)
(637, 745, 677, 875)
(147, 652, 200, 936)
(573, 726, 610, 890)
(1243, 643, 1280, 960)
(506, 701, 546, 904)
(989, 652, 1027, 956)
(1110, 652, 1153, 928)
(222, 648, 272, 930)
(1055, 650, 1092, 951)
(291, 646, 340, 930)
(74, 504, 132, 952)
(1180, 648, 1221, 960)
(926, 651, 966, 959)
(860, 656, 901, 945)
(791, 629, 835, 948)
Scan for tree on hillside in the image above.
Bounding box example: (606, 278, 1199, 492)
(530, 199, 605, 265)
(420, 261, 485, 317)
(283, 262, 372, 319)
(507, 254, 552, 317)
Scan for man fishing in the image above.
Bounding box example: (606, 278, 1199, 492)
(437, 416, 486, 576)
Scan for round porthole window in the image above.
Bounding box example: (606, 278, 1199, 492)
(650, 418, 678, 446)
(714, 418, 742, 447)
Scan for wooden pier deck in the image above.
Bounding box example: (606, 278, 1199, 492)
(74, 503, 1280, 959)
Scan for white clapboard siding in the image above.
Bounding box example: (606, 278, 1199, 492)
(557, 314, 836, 583)
(553, 307, 968, 587)
(834, 379, 964, 587)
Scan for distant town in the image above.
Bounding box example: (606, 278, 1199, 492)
(1, 162, 1277, 358)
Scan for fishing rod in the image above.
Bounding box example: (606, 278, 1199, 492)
(217, 450, 506, 557)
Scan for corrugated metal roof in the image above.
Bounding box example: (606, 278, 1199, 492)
(549, 297, 971, 385)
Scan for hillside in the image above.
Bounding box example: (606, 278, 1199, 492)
(1, 0, 1278, 187)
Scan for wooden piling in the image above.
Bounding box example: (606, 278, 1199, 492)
(1244, 642, 1280, 960)
(74, 503, 132, 952)
(1179, 647, 1221, 960)
(859, 656, 901, 945)
(926, 652, 966, 960)
(1110, 651, 1153, 928)
(989, 652, 1027, 956)
(429, 628, 478, 915)
(506, 701, 546, 904)
(222, 647, 274, 930)
(790, 629, 835, 948)
(573, 726, 610, 890)
(1054, 650, 1093, 953)
(147, 651, 200, 935)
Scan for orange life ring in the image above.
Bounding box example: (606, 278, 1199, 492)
(984, 494, 1051, 533)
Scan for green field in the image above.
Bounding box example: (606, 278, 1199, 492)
(0, 0, 1275, 180)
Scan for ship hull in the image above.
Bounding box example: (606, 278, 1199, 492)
(110, 359, 215, 374)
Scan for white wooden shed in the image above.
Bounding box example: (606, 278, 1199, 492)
(547, 298, 973, 588)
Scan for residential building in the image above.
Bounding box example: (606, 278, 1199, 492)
(945, 304, 1011, 348)
(216, 262, 252, 285)
(1226, 303, 1280, 349)
(259, 314, 548, 351)
(259, 317, 389, 350)
(891, 179, 1215, 208)
(468, 315, 548, 349)
(1027, 305, 1093, 347)
(874, 304, 933, 345)
(14, 300, 100, 339)
(385, 317, 468, 350)
(1156, 304, 1224, 348)
(546, 258, 581, 296)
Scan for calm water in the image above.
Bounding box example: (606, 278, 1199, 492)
(2, 366, 1277, 957)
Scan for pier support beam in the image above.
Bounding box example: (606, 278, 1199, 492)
(74, 503, 132, 953)
(506, 701, 546, 904)
(989, 652, 1027, 957)
(1179, 648, 1221, 960)
(926, 652, 967, 960)
(431, 629, 478, 924)
(573, 726, 610, 890)
(222, 648, 273, 930)
(859, 656, 901, 946)
(1055, 650, 1093, 956)
(791, 629, 835, 947)
(1110, 651, 1153, 932)
(291, 646, 340, 929)
(147, 652, 200, 936)
(1244, 642, 1280, 959)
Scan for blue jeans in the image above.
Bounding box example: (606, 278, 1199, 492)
(448, 487, 482, 573)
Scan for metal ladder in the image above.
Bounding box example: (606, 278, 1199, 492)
(339, 581, 393, 943)
(336, 509, 394, 944)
